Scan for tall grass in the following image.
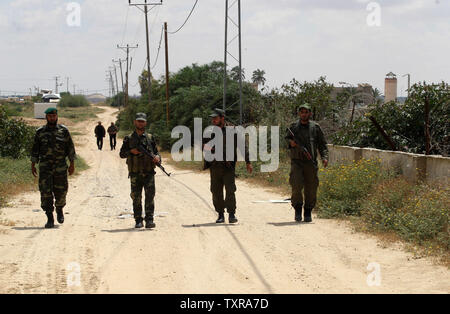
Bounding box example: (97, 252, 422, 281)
(0, 156, 89, 209)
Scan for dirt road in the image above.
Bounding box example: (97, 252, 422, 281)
(0, 106, 448, 294)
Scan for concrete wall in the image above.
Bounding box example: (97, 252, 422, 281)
(327, 144, 449, 185)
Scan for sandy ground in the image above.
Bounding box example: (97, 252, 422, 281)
(0, 106, 448, 294)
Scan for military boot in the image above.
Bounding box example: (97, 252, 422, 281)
(228, 213, 238, 224)
(56, 207, 64, 224)
(294, 205, 303, 222)
(45, 212, 55, 229)
(145, 217, 156, 229)
(304, 208, 313, 223)
(216, 213, 225, 224)
(135, 217, 144, 229)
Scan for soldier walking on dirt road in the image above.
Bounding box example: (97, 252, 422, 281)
(31, 107, 76, 228)
(120, 113, 161, 229)
(286, 104, 328, 223)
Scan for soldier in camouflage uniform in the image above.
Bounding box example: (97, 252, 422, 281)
(204, 108, 253, 224)
(286, 104, 328, 223)
(120, 113, 160, 229)
(31, 108, 76, 228)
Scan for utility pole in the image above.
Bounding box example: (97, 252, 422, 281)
(113, 59, 125, 92)
(54, 76, 63, 94)
(223, 0, 228, 112)
(129, 0, 163, 107)
(164, 22, 170, 125)
(66, 77, 70, 93)
(223, 0, 244, 125)
(403, 74, 411, 98)
(113, 59, 126, 110)
(117, 44, 139, 108)
(112, 61, 121, 109)
(109, 70, 116, 96)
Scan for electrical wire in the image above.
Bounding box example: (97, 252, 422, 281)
(168, 0, 199, 34)
(151, 24, 164, 70)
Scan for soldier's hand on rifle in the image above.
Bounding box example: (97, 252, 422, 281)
(31, 163, 38, 178)
(153, 156, 161, 164)
(289, 140, 297, 148)
(68, 162, 75, 176)
(130, 148, 141, 155)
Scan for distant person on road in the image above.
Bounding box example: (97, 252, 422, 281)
(285, 103, 328, 223)
(94, 121, 106, 150)
(120, 113, 161, 229)
(107, 122, 119, 150)
(31, 107, 76, 229)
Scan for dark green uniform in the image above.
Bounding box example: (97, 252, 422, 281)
(204, 126, 250, 215)
(286, 120, 328, 214)
(31, 124, 76, 213)
(120, 131, 160, 222)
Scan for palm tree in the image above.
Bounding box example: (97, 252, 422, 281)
(371, 87, 383, 105)
(230, 66, 245, 81)
(252, 69, 266, 87)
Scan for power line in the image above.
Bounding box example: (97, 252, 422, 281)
(168, 0, 199, 34)
(151, 24, 164, 69)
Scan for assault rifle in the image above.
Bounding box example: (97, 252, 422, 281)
(137, 144, 171, 177)
(286, 127, 313, 162)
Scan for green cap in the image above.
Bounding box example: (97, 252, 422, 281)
(45, 107, 58, 115)
(209, 108, 225, 118)
(298, 103, 311, 112)
(135, 113, 147, 121)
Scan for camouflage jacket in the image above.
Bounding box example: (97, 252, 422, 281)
(31, 124, 76, 168)
(285, 120, 329, 162)
(120, 131, 160, 174)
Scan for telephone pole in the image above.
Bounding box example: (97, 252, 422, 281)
(54, 76, 63, 94)
(129, 0, 164, 107)
(66, 77, 70, 93)
(223, 0, 244, 125)
(403, 74, 411, 98)
(117, 44, 139, 107)
(113, 59, 126, 110)
(164, 22, 170, 125)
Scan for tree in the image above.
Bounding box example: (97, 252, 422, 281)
(252, 69, 266, 87)
(332, 81, 449, 156)
(230, 66, 245, 81)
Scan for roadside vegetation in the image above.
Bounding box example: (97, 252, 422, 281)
(0, 106, 90, 209)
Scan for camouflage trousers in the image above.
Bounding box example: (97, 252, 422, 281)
(210, 163, 237, 214)
(289, 160, 319, 210)
(130, 172, 155, 221)
(39, 167, 68, 213)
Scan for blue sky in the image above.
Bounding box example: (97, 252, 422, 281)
(0, 0, 449, 96)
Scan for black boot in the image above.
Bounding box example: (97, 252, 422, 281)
(45, 212, 55, 229)
(56, 207, 64, 224)
(145, 217, 156, 229)
(304, 208, 313, 223)
(294, 205, 303, 222)
(135, 218, 144, 229)
(228, 213, 238, 224)
(216, 213, 225, 224)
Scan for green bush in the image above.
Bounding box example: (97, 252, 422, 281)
(0, 108, 35, 158)
(317, 158, 391, 218)
(362, 179, 449, 250)
(59, 94, 89, 107)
